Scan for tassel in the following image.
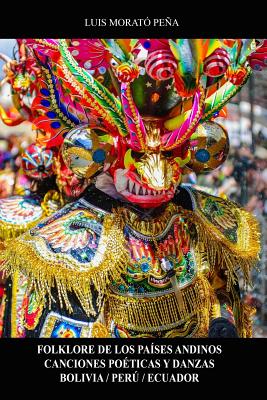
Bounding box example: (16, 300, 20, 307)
(160, 258, 185, 311)
(0, 213, 129, 318)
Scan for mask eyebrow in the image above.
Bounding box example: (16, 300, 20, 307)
(131, 150, 145, 159)
(161, 150, 174, 157)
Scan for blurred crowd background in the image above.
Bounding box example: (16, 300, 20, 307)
(0, 39, 34, 198)
(0, 39, 267, 336)
(185, 72, 267, 336)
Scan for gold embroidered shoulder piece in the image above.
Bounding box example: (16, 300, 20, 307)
(0, 191, 63, 242)
(188, 188, 261, 290)
(0, 200, 129, 317)
(0, 196, 45, 241)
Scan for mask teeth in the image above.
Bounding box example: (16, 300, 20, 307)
(126, 175, 173, 197)
(134, 182, 140, 195)
(128, 180, 134, 193)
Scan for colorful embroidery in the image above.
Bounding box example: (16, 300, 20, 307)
(40, 312, 93, 338)
(107, 275, 212, 333)
(0, 196, 44, 239)
(11, 272, 28, 338)
(0, 206, 129, 317)
(0, 293, 6, 338)
(111, 214, 197, 296)
(0, 196, 43, 226)
(194, 190, 238, 243)
(22, 290, 44, 330)
(186, 187, 260, 291)
(29, 200, 104, 264)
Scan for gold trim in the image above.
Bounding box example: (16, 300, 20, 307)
(239, 303, 256, 338)
(0, 213, 129, 317)
(40, 313, 107, 338)
(164, 317, 199, 338)
(11, 271, 19, 338)
(191, 205, 260, 290)
(0, 217, 45, 241)
(41, 315, 57, 337)
(41, 314, 93, 338)
(91, 322, 110, 338)
(41, 190, 64, 217)
(106, 275, 212, 332)
(1, 191, 260, 326)
(116, 203, 190, 238)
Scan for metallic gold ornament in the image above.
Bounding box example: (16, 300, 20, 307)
(135, 153, 175, 190)
(186, 121, 229, 173)
(61, 126, 112, 179)
(13, 73, 31, 92)
(41, 190, 64, 216)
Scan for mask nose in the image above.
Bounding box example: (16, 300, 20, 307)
(136, 153, 174, 191)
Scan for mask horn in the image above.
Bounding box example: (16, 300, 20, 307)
(161, 88, 204, 150)
(121, 82, 147, 151)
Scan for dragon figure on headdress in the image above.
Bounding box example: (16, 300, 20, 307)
(0, 38, 265, 338)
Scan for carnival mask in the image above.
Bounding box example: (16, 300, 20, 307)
(11, 38, 262, 206)
(112, 119, 191, 208)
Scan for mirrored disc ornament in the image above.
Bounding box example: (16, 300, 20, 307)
(186, 121, 229, 173)
(61, 125, 111, 179)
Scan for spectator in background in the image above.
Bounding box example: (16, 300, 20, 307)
(195, 144, 267, 215)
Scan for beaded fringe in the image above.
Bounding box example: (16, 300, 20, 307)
(191, 207, 261, 291)
(238, 303, 256, 338)
(107, 275, 212, 332)
(0, 201, 261, 325)
(0, 214, 129, 317)
(0, 218, 44, 241)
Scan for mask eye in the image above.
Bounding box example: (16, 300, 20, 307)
(111, 58, 119, 68)
(131, 150, 145, 160)
(162, 150, 174, 158)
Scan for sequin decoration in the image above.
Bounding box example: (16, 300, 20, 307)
(29, 201, 104, 264)
(22, 290, 44, 330)
(193, 189, 238, 243)
(52, 321, 82, 338)
(0, 196, 43, 226)
(40, 312, 93, 338)
(11, 271, 28, 338)
(111, 213, 196, 296)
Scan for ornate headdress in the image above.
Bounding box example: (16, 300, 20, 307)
(1, 38, 266, 207)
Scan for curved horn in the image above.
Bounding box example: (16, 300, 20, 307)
(161, 87, 204, 150)
(121, 82, 147, 151)
(0, 53, 12, 63)
(58, 39, 128, 138)
(0, 104, 25, 126)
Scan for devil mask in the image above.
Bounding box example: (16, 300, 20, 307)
(15, 38, 261, 206)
